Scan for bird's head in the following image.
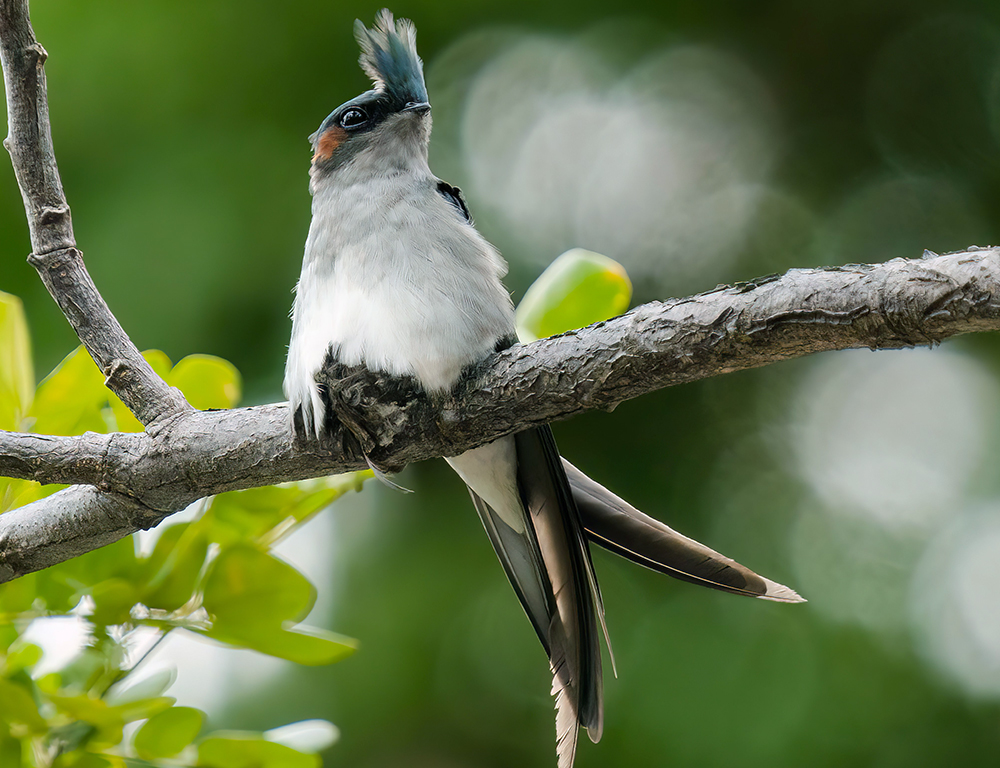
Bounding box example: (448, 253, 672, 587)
(310, 10, 431, 180)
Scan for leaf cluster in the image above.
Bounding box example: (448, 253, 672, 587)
(0, 291, 361, 767)
(0, 247, 629, 766)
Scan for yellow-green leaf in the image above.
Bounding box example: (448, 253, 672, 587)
(198, 734, 319, 768)
(168, 354, 241, 410)
(0, 571, 37, 615)
(3, 641, 42, 674)
(109, 695, 176, 724)
(134, 706, 204, 760)
(140, 525, 208, 612)
(206, 625, 357, 667)
(0, 291, 34, 430)
(0, 477, 46, 514)
(200, 546, 356, 665)
(0, 735, 21, 768)
(201, 473, 369, 548)
(88, 578, 138, 627)
(515, 248, 632, 342)
(203, 546, 315, 625)
(0, 678, 46, 732)
(30, 347, 108, 436)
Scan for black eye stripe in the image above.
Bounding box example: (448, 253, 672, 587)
(339, 108, 369, 129)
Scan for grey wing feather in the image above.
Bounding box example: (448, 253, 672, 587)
(436, 180, 472, 223)
(467, 489, 553, 652)
(564, 460, 804, 603)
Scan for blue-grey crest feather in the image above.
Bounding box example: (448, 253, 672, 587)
(354, 9, 428, 104)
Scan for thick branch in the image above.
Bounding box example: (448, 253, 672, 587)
(0, 0, 190, 424)
(1, 247, 999, 582)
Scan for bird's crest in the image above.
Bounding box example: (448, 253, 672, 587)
(354, 9, 427, 105)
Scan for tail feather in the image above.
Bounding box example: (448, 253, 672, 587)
(551, 650, 581, 768)
(517, 429, 603, 742)
(454, 431, 603, 768)
(564, 460, 804, 603)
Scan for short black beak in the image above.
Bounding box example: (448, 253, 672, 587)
(403, 101, 431, 115)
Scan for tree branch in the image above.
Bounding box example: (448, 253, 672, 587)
(1, 246, 999, 582)
(3, 0, 1000, 586)
(0, 0, 190, 425)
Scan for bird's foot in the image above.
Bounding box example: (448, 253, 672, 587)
(316, 360, 414, 486)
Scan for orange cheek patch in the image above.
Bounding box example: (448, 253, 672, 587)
(313, 126, 347, 162)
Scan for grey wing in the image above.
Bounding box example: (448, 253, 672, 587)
(436, 180, 472, 223)
(564, 459, 804, 603)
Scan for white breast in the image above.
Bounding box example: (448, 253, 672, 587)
(284, 172, 514, 438)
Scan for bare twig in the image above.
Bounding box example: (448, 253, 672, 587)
(0, 0, 190, 424)
(1, 247, 999, 581)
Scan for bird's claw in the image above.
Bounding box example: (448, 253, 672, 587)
(319, 363, 410, 488)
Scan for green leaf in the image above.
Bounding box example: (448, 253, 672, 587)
(30, 347, 108, 436)
(0, 677, 46, 732)
(200, 546, 356, 665)
(264, 720, 338, 754)
(0, 478, 46, 515)
(198, 734, 320, 768)
(3, 641, 43, 674)
(52, 648, 108, 693)
(88, 578, 138, 627)
(204, 546, 315, 624)
(0, 624, 18, 652)
(46, 693, 172, 751)
(0, 291, 34, 430)
(109, 695, 175, 724)
(215, 625, 357, 666)
(47, 692, 124, 732)
(199, 473, 370, 548)
(140, 524, 208, 612)
(0, 572, 38, 615)
(168, 354, 242, 410)
(47, 720, 98, 757)
(36, 514, 138, 613)
(54, 754, 118, 768)
(134, 706, 204, 760)
(515, 248, 632, 342)
(0, 735, 21, 768)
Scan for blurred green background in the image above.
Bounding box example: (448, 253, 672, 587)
(5, 0, 1000, 766)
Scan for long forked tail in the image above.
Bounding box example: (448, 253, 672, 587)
(563, 460, 804, 603)
(452, 430, 605, 768)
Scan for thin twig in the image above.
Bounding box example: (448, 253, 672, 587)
(0, 0, 190, 424)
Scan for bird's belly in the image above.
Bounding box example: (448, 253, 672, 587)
(289, 265, 501, 395)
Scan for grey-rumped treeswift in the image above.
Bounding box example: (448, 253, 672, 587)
(284, 10, 804, 768)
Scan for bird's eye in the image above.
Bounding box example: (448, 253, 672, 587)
(339, 108, 369, 129)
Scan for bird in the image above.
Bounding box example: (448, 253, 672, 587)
(284, 11, 803, 767)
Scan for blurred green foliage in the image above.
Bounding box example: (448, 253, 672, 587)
(5, 2, 1000, 768)
(0, 292, 362, 766)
